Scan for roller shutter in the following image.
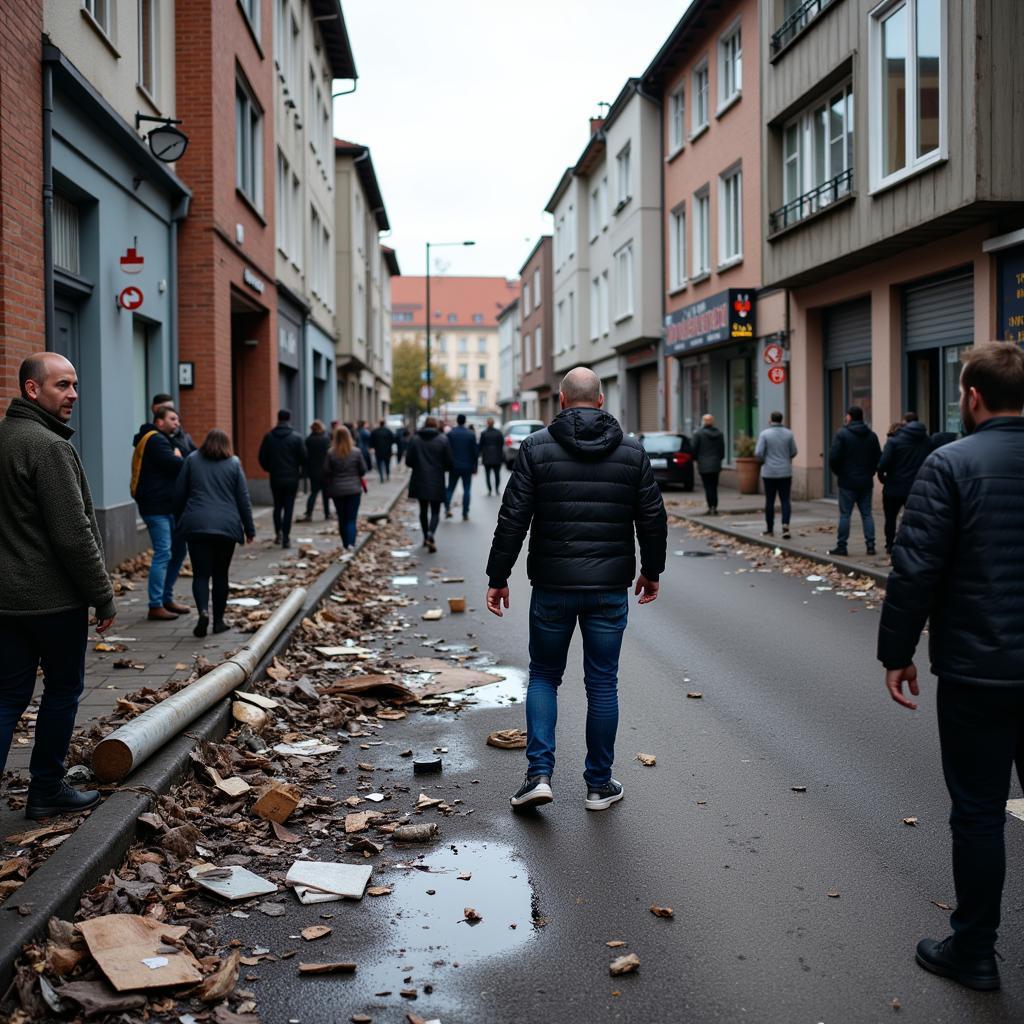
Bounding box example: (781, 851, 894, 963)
(637, 366, 660, 432)
(823, 298, 871, 366)
(904, 272, 973, 352)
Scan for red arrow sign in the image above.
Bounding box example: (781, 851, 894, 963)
(119, 286, 144, 311)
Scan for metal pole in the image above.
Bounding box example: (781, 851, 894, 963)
(425, 241, 432, 417)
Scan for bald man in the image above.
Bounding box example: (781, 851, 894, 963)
(0, 353, 115, 818)
(486, 366, 667, 812)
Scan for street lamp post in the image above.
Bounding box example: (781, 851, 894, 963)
(425, 239, 475, 417)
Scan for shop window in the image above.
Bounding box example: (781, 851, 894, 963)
(727, 356, 758, 459)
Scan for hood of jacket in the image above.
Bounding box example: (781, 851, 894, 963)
(271, 424, 295, 439)
(7, 397, 75, 440)
(417, 427, 441, 441)
(844, 420, 872, 438)
(897, 420, 929, 443)
(549, 407, 623, 461)
(698, 425, 723, 440)
(133, 421, 159, 446)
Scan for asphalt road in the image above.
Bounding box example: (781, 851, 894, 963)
(224, 486, 1024, 1024)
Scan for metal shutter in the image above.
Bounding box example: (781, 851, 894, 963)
(638, 366, 660, 432)
(903, 272, 974, 352)
(823, 298, 871, 366)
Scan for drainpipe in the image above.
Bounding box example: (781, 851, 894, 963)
(42, 63, 55, 350)
(169, 194, 190, 405)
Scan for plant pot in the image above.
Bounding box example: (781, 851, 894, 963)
(735, 457, 761, 495)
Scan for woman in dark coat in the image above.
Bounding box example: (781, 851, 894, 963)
(405, 417, 453, 552)
(323, 425, 367, 550)
(173, 429, 255, 638)
(298, 420, 330, 522)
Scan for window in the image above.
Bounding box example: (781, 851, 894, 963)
(458, 364, 468, 380)
(692, 188, 710, 277)
(871, 0, 944, 190)
(239, 0, 260, 39)
(534, 326, 542, 369)
(276, 149, 290, 256)
(533, 268, 541, 306)
(692, 60, 709, 134)
(589, 279, 600, 341)
(719, 166, 743, 265)
(718, 22, 742, 108)
(236, 79, 264, 210)
(472, 313, 484, 323)
(589, 186, 600, 240)
(478, 364, 487, 380)
(600, 175, 609, 227)
(478, 336, 487, 353)
(568, 291, 575, 350)
(670, 85, 686, 153)
(478, 391, 487, 407)
(138, 0, 157, 97)
(600, 270, 610, 335)
(566, 206, 575, 259)
(524, 333, 532, 372)
(82, 0, 111, 35)
(459, 391, 469, 403)
(289, 172, 301, 267)
(670, 206, 686, 291)
(310, 206, 332, 304)
(394, 311, 413, 323)
(616, 144, 631, 206)
(522, 281, 530, 316)
(615, 243, 634, 320)
(439, 336, 448, 354)
(53, 194, 80, 275)
(557, 299, 565, 350)
(456, 336, 467, 354)
(448, 313, 458, 324)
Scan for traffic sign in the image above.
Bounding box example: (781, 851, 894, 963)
(763, 342, 784, 365)
(768, 366, 786, 385)
(118, 286, 144, 311)
(419, 384, 435, 400)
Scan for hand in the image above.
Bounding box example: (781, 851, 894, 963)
(174, 448, 182, 458)
(486, 586, 510, 617)
(886, 664, 920, 710)
(634, 575, 659, 604)
(245, 535, 255, 545)
(96, 616, 116, 634)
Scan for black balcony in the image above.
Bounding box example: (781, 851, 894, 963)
(770, 0, 838, 56)
(769, 168, 853, 236)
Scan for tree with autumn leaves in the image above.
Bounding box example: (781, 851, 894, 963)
(391, 339, 456, 419)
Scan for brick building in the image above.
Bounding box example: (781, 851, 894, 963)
(517, 236, 555, 421)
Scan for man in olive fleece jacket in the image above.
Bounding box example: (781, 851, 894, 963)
(0, 353, 116, 819)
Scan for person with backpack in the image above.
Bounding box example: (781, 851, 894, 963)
(828, 406, 882, 556)
(258, 409, 306, 547)
(324, 426, 368, 551)
(132, 403, 188, 621)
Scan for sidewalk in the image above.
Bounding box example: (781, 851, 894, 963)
(663, 484, 892, 586)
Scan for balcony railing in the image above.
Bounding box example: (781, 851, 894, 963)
(769, 168, 853, 236)
(770, 0, 837, 55)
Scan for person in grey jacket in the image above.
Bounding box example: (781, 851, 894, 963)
(691, 414, 725, 514)
(174, 430, 255, 638)
(755, 412, 798, 538)
(0, 353, 115, 819)
(324, 425, 368, 550)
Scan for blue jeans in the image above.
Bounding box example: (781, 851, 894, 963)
(143, 514, 187, 608)
(837, 486, 875, 548)
(333, 493, 361, 549)
(377, 455, 391, 482)
(0, 608, 87, 793)
(446, 469, 473, 515)
(526, 588, 629, 787)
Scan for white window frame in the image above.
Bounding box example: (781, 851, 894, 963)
(589, 279, 600, 341)
(692, 187, 710, 278)
(458, 336, 469, 355)
(82, 0, 112, 36)
(289, 171, 301, 270)
(523, 281, 530, 316)
(524, 331, 532, 372)
(717, 19, 742, 114)
(692, 59, 710, 137)
(670, 205, 687, 292)
(458, 363, 469, 380)
(477, 336, 487, 353)
(138, 0, 157, 99)
(616, 144, 632, 208)
(310, 205, 322, 298)
(600, 270, 610, 336)
(718, 164, 743, 267)
(239, 0, 261, 40)
(533, 267, 542, 306)
(589, 185, 600, 241)
(276, 149, 289, 258)
(534, 326, 542, 369)
(566, 205, 575, 259)
(235, 78, 264, 211)
(600, 175, 609, 227)
(868, 0, 947, 193)
(669, 84, 686, 155)
(557, 298, 566, 351)
(614, 243, 634, 322)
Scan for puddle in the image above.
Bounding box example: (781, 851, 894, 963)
(450, 666, 527, 708)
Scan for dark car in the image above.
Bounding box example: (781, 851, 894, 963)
(635, 431, 694, 490)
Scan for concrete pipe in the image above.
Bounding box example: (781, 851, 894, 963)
(92, 587, 307, 783)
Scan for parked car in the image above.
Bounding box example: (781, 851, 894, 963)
(502, 419, 545, 467)
(634, 431, 694, 490)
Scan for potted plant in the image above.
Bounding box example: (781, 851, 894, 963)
(734, 433, 760, 494)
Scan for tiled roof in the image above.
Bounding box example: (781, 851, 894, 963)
(392, 277, 519, 329)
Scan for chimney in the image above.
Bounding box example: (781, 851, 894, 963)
(589, 117, 605, 136)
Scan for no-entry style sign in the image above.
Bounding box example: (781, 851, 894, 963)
(118, 286, 144, 311)
(763, 342, 784, 365)
(768, 365, 786, 385)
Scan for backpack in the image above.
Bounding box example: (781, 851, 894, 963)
(130, 430, 157, 498)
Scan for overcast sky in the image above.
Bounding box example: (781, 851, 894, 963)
(334, 0, 691, 281)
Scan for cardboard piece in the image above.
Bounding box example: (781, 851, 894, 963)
(286, 861, 372, 902)
(273, 739, 340, 757)
(314, 645, 374, 657)
(233, 690, 281, 711)
(207, 768, 251, 798)
(188, 864, 277, 901)
(252, 781, 302, 823)
(77, 915, 202, 992)
(400, 658, 503, 698)
(321, 675, 417, 704)
(447, 597, 467, 613)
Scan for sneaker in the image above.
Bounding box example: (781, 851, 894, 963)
(828, 546, 848, 556)
(915, 936, 1000, 991)
(25, 782, 100, 820)
(781, 527, 791, 539)
(510, 775, 553, 808)
(585, 779, 624, 811)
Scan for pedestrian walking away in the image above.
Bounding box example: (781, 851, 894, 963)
(755, 412, 798, 538)
(479, 417, 505, 495)
(297, 420, 330, 523)
(828, 405, 881, 556)
(357, 420, 374, 473)
(405, 416, 453, 553)
(877, 411, 932, 554)
(445, 413, 479, 519)
(173, 429, 255, 638)
(132, 403, 188, 619)
(691, 413, 725, 514)
(324, 425, 368, 550)
(0, 353, 116, 819)
(485, 367, 667, 813)
(877, 342, 1024, 993)
(258, 409, 307, 547)
(397, 426, 411, 465)
(149, 391, 197, 455)
(370, 419, 396, 483)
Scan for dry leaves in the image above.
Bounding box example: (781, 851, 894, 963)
(650, 905, 674, 918)
(636, 753, 657, 767)
(609, 952, 640, 975)
(300, 925, 332, 941)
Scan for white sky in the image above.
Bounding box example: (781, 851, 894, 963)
(333, 0, 691, 280)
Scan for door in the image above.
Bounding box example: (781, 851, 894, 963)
(823, 298, 872, 494)
(54, 303, 82, 452)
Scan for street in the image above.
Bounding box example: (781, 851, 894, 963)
(210, 487, 1024, 1024)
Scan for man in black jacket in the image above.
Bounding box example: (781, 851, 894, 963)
(878, 342, 1024, 992)
(479, 418, 504, 495)
(877, 411, 932, 553)
(828, 406, 882, 556)
(485, 367, 667, 813)
(691, 414, 725, 514)
(258, 409, 306, 547)
(370, 420, 395, 483)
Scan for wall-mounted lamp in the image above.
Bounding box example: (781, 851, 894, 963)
(135, 114, 189, 163)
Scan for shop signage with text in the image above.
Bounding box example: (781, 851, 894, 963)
(997, 246, 1024, 343)
(664, 289, 756, 357)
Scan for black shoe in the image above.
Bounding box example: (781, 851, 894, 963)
(915, 936, 1000, 991)
(510, 774, 553, 808)
(296, 513, 312, 523)
(866, 545, 877, 555)
(25, 782, 100, 820)
(193, 613, 209, 638)
(828, 546, 848, 556)
(212, 620, 230, 634)
(445, 508, 453, 519)
(274, 532, 282, 545)
(762, 530, 775, 537)
(426, 535, 437, 553)
(486, 489, 492, 496)
(281, 537, 291, 548)
(585, 779, 624, 811)
(463, 513, 469, 521)
(782, 527, 791, 539)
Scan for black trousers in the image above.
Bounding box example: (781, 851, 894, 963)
(763, 477, 792, 532)
(700, 471, 720, 510)
(270, 481, 298, 541)
(485, 465, 502, 492)
(418, 499, 441, 538)
(937, 679, 1024, 954)
(187, 535, 237, 622)
(305, 477, 330, 518)
(883, 493, 908, 550)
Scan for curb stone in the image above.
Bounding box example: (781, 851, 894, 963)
(0, 485, 408, 993)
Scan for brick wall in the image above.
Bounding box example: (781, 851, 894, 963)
(0, 1, 45, 410)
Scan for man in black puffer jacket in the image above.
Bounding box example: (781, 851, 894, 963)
(485, 367, 666, 814)
(258, 409, 306, 547)
(828, 405, 881, 556)
(877, 411, 932, 553)
(878, 342, 1024, 993)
